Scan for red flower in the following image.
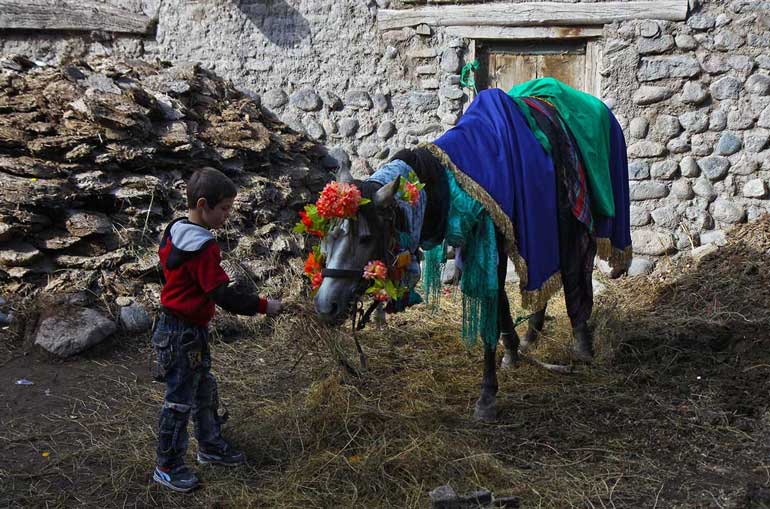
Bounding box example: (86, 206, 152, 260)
(304, 252, 322, 276)
(299, 210, 312, 228)
(363, 260, 388, 280)
(404, 182, 420, 206)
(316, 182, 362, 219)
(311, 272, 323, 290)
(373, 289, 389, 302)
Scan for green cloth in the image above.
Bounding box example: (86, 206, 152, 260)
(508, 77, 615, 217)
(423, 170, 499, 349)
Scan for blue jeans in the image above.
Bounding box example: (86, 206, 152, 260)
(152, 312, 228, 468)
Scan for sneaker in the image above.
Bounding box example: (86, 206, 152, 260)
(152, 464, 200, 493)
(197, 444, 246, 467)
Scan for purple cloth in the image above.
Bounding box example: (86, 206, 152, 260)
(594, 111, 632, 259)
(434, 89, 560, 293)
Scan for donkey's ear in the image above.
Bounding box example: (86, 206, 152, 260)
(374, 179, 399, 209)
(337, 166, 353, 183)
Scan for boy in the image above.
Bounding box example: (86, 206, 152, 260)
(151, 167, 282, 492)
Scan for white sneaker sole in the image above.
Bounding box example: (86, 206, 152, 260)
(152, 471, 198, 493)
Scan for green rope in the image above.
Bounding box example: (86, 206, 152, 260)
(460, 59, 479, 94)
(512, 311, 537, 328)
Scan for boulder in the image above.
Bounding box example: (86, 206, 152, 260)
(35, 307, 117, 357)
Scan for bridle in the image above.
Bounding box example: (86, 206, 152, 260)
(321, 205, 400, 332)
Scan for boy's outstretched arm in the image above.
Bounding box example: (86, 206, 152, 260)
(208, 283, 283, 316)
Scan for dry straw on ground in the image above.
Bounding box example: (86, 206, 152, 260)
(2, 219, 770, 507)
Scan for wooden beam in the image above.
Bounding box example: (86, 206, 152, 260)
(378, 1, 688, 30)
(0, 1, 154, 34)
(446, 26, 604, 40)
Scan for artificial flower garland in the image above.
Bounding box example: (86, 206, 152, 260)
(295, 172, 424, 303)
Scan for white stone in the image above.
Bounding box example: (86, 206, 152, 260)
(712, 199, 745, 223)
(747, 74, 770, 95)
(679, 110, 709, 133)
(652, 115, 681, 141)
(630, 206, 652, 226)
(441, 259, 459, 285)
(693, 178, 717, 201)
(35, 307, 117, 357)
(700, 229, 727, 246)
(505, 259, 520, 283)
(631, 229, 676, 256)
(119, 304, 152, 333)
(651, 205, 681, 229)
(115, 296, 133, 307)
(744, 129, 770, 152)
(629, 117, 650, 138)
(675, 34, 698, 50)
(633, 85, 673, 104)
(671, 179, 694, 199)
(630, 181, 669, 200)
(681, 81, 709, 105)
(692, 243, 719, 261)
(680, 156, 700, 177)
(628, 257, 654, 276)
(743, 179, 768, 198)
(710, 76, 742, 100)
(628, 141, 666, 158)
(650, 160, 679, 179)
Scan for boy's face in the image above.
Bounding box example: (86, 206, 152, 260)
(198, 196, 235, 229)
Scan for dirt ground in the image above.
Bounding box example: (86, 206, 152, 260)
(1, 268, 770, 507)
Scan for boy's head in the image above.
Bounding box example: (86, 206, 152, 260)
(186, 167, 237, 229)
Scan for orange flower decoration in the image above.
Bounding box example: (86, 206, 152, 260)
(316, 182, 363, 219)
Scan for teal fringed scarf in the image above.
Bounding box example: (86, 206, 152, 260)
(422, 170, 499, 349)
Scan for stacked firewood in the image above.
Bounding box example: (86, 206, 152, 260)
(0, 55, 331, 299)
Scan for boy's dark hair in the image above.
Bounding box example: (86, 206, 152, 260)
(186, 167, 237, 209)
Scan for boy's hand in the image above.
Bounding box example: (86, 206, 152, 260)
(265, 298, 283, 316)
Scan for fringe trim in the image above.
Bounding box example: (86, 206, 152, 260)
(596, 238, 633, 271)
(520, 271, 563, 311)
(423, 141, 567, 312)
(421, 142, 529, 288)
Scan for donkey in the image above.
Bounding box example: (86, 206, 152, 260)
(313, 86, 630, 421)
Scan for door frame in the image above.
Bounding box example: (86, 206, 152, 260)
(465, 26, 603, 105)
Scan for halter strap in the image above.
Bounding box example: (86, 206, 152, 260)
(321, 268, 364, 279)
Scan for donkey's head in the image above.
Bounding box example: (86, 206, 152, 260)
(314, 167, 399, 324)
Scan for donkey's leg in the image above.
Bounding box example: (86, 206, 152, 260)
(474, 230, 511, 420)
(474, 343, 498, 421)
(495, 234, 519, 369)
(519, 306, 547, 353)
(499, 291, 520, 369)
(572, 321, 594, 363)
(563, 226, 597, 363)
(552, 144, 598, 363)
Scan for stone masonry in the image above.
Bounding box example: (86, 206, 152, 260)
(1, 0, 769, 264)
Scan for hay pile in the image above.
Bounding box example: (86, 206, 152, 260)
(0, 54, 330, 310)
(597, 216, 770, 364)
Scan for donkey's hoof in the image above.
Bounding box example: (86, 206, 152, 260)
(501, 351, 519, 369)
(519, 331, 540, 353)
(473, 399, 497, 422)
(573, 343, 595, 363)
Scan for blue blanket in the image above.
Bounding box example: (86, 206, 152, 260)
(427, 88, 631, 309)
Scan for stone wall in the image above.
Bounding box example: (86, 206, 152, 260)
(2, 0, 769, 265)
(603, 0, 770, 261)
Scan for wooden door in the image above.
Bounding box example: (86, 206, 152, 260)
(476, 40, 594, 94)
